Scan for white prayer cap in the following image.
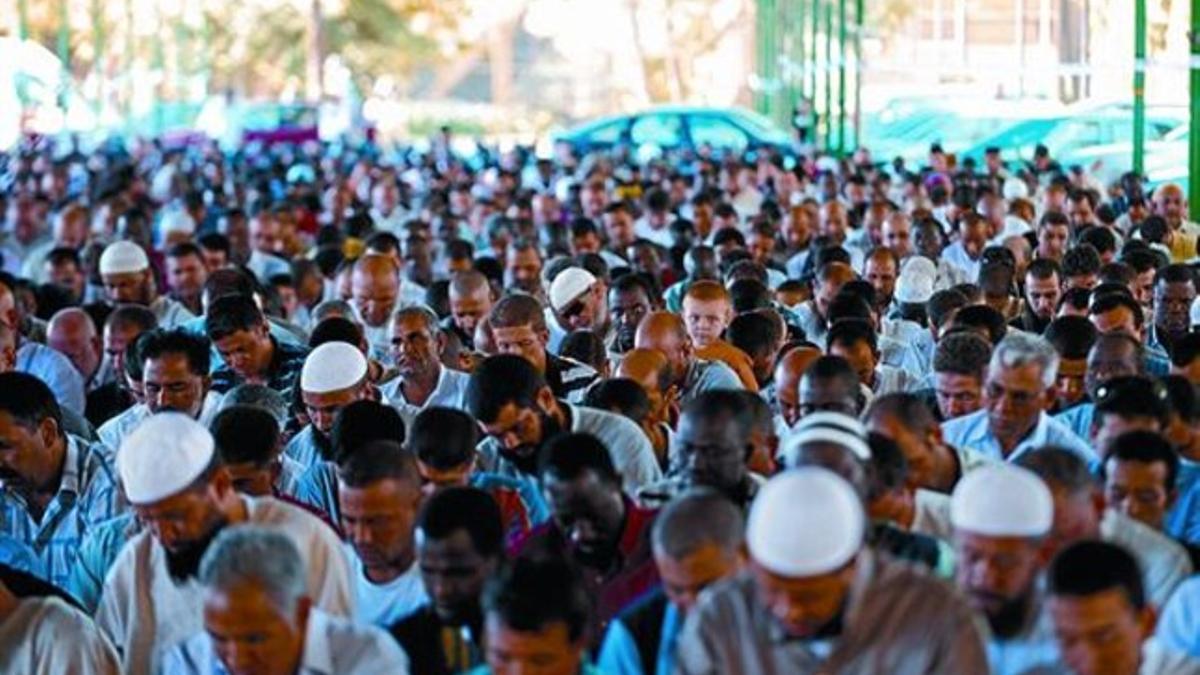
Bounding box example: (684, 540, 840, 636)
(300, 341, 368, 394)
(117, 412, 215, 505)
(99, 241, 150, 275)
(779, 412, 871, 466)
(549, 267, 596, 312)
(1002, 176, 1029, 201)
(950, 464, 1053, 537)
(160, 209, 196, 236)
(747, 467, 865, 577)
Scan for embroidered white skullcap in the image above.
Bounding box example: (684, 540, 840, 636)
(950, 463, 1053, 537)
(747, 467, 865, 577)
(549, 267, 596, 312)
(300, 341, 368, 394)
(117, 412, 215, 505)
(99, 241, 150, 275)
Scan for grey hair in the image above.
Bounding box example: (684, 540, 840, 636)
(199, 525, 307, 613)
(989, 332, 1059, 389)
(391, 304, 440, 333)
(312, 299, 361, 326)
(221, 384, 289, 428)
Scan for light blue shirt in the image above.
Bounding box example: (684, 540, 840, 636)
(597, 600, 683, 675)
(941, 409, 1094, 464)
(246, 249, 292, 284)
(16, 341, 86, 415)
(380, 365, 470, 427)
(680, 359, 744, 406)
(1052, 402, 1095, 442)
(791, 300, 827, 346)
(0, 533, 43, 577)
(163, 609, 411, 674)
(1166, 459, 1200, 545)
(0, 436, 124, 588)
(345, 543, 428, 627)
(941, 241, 982, 282)
(67, 512, 138, 612)
(284, 424, 330, 470)
(1157, 577, 1200, 660)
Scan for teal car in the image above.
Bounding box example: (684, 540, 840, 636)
(553, 106, 794, 155)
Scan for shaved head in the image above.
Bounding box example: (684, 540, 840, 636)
(635, 312, 693, 388)
(617, 348, 673, 393)
(48, 308, 102, 380)
(352, 254, 400, 327)
(773, 346, 821, 427)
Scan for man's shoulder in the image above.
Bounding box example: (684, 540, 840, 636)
(940, 409, 987, 435)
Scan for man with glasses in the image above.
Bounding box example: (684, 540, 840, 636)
(941, 333, 1092, 463)
(547, 266, 612, 354)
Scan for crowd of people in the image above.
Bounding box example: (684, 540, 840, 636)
(0, 129, 1199, 675)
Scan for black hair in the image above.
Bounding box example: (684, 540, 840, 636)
(933, 332, 993, 378)
(927, 289, 969, 330)
(728, 311, 781, 360)
(409, 406, 480, 470)
(205, 294, 267, 342)
(1044, 316, 1098, 360)
(483, 549, 591, 642)
(335, 439, 420, 489)
(1163, 375, 1198, 423)
(1101, 430, 1179, 492)
(1016, 447, 1096, 495)
(950, 304, 1008, 345)
(139, 328, 211, 375)
(210, 405, 279, 467)
(559, 331, 608, 375)
(1025, 257, 1061, 282)
(203, 267, 258, 303)
(1093, 375, 1171, 430)
(1048, 540, 1146, 610)
(167, 242, 204, 261)
(728, 278, 772, 313)
(332, 400, 406, 465)
(1058, 287, 1092, 313)
(866, 432, 908, 500)
(826, 292, 874, 325)
(1078, 226, 1117, 256)
(583, 378, 650, 425)
(417, 486, 504, 558)
(1062, 244, 1102, 279)
(0, 372, 63, 436)
(827, 318, 878, 354)
(1156, 263, 1196, 288)
(1089, 293, 1144, 329)
(466, 354, 548, 425)
(537, 432, 619, 486)
(308, 317, 363, 349)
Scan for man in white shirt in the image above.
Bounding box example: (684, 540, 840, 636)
(0, 578, 120, 674)
(336, 439, 428, 626)
(941, 212, 989, 283)
(381, 305, 469, 426)
(97, 413, 353, 675)
(163, 525, 408, 674)
(98, 241, 195, 329)
(351, 254, 419, 362)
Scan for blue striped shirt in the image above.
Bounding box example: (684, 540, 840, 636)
(0, 435, 124, 588)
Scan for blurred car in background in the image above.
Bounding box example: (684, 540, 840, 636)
(553, 105, 794, 157)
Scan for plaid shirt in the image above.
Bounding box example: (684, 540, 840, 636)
(0, 435, 125, 588)
(210, 337, 310, 396)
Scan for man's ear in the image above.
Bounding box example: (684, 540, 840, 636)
(1041, 385, 1057, 412)
(536, 385, 557, 413)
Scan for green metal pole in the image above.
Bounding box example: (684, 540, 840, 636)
(853, 0, 863, 151)
(808, 0, 819, 104)
(1189, 0, 1200, 221)
(824, 0, 833, 153)
(17, 0, 29, 41)
(755, 0, 765, 116)
(796, 0, 806, 114)
(837, 0, 847, 156)
(92, 0, 105, 115)
(57, 0, 70, 109)
(764, 0, 777, 123)
(1133, 0, 1147, 175)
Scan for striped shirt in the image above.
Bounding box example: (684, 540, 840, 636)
(0, 435, 124, 588)
(545, 353, 599, 404)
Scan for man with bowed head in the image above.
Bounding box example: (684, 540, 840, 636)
(674, 467, 988, 674)
(163, 525, 409, 675)
(285, 340, 374, 468)
(97, 413, 353, 675)
(98, 240, 195, 329)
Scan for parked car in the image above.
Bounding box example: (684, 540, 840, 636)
(553, 106, 794, 156)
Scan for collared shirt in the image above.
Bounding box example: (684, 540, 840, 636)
(95, 391, 224, 459)
(881, 317, 934, 374)
(941, 241, 982, 282)
(785, 247, 811, 280)
(246, 249, 292, 284)
(0, 435, 123, 588)
(1052, 402, 1095, 442)
(597, 590, 683, 675)
(872, 364, 917, 396)
(545, 353, 599, 404)
(209, 337, 310, 396)
(674, 550, 989, 675)
(164, 608, 410, 675)
(940, 409, 1094, 464)
(476, 403, 663, 496)
(1102, 509, 1193, 610)
(284, 424, 332, 469)
(0, 596, 122, 675)
(380, 365, 471, 426)
(16, 341, 86, 414)
(0, 532, 42, 577)
(147, 295, 196, 330)
(69, 513, 140, 613)
(346, 543, 428, 627)
(792, 300, 827, 346)
(96, 496, 354, 675)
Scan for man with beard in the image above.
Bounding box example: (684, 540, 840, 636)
(548, 267, 612, 354)
(337, 440, 427, 626)
(0, 373, 123, 588)
(390, 487, 504, 674)
(98, 240, 194, 329)
(675, 468, 988, 673)
(615, 349, 678, 465)
(608, 273, 656, 354)
(504, 238, 544, 298)
(637, 391, 761, 511)
(941, 333, 1092, 463)
(97, 413, 353, 675)
(792, 261, 856, 348)
(634, 311, 742, 407)
(524, 432, 660, 629)
(96, 328, 223, 456)
(950, 463, 1058, 674)
(205, 294, 309, 396)
(380, 305, 469, 425)
(488, 294, 598, 404)
(1018, 258, 1064, 334)
(445, 270, 493, 351)
(467, 354, 660, 498)
(1150, 264, 1197, 357)
(284, 341, 372, 468)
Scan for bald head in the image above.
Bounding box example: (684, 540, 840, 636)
(635, 312, 692, 387)
(48, 308, 102, 381)
(773, 346, 821, 428)
(617, 348, 673, 394)
(351, 254, 400, 327)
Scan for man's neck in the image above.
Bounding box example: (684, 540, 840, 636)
(995, 418, 1040, 458)
(367, 551, 415, 585)
(401, 365, 440, 406)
